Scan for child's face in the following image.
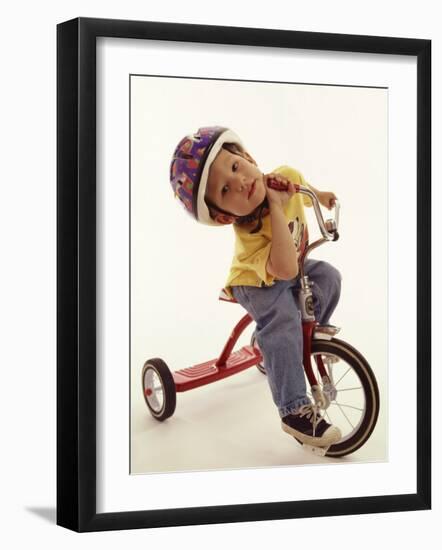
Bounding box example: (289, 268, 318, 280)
(205, 148, 266, 217)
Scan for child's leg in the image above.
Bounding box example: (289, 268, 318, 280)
(301, 259, 342, 324)
(232, 282, 310, 417)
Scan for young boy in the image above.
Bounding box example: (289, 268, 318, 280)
(170, 126, 342, 447)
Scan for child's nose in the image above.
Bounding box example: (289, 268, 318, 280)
(234, 175, 247, 192)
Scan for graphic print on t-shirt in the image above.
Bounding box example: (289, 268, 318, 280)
(289, 217, 309, 254)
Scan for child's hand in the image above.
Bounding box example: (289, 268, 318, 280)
(317, 191, 337, 210)
(265, 173, 297, 208)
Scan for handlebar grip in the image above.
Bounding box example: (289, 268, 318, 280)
(267, 177, 289, 191)
(267, 177, 300, 193)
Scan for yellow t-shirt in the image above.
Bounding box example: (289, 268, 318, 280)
(223, 166, 313, 297)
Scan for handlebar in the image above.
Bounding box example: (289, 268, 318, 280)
(298, 186, 340, 242)
(296, 186, 340, 276)
(266, 177, 340, 241)
(266, 177, 340, 279)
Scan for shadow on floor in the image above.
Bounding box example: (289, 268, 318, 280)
(26, 507, 56, 524)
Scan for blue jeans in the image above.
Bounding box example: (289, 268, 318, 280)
(231, 260, 342, 417)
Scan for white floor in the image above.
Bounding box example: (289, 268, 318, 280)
(131, 361, 387, 475)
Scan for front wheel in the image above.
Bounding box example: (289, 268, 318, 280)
(252, 334, 380, 457)
(310, 338, 380, 457)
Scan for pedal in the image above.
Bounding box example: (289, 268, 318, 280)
(302, 444, 329, 457)
(313, 325, 340, 340)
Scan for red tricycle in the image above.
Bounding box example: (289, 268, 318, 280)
(142, 186, 380, 457)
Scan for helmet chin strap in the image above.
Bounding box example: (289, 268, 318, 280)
(237, 200, 269, 233)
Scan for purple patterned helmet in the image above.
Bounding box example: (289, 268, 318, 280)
(170, 126, 244, 226)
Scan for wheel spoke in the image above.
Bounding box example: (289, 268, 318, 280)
(333, 401, 355, 429)
(337, 386, 362, 392)
(331, 402, 363, 412)
(334, 367, 352, 388)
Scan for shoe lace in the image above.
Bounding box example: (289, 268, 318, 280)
(297, 403, 322, 437)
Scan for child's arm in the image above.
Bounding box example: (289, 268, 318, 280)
(268, 174, 337, 210)
(265, 177, 299, 280)
(302, 182, 337, 210)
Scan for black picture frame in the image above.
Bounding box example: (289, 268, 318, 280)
(57, 17, 431, 532)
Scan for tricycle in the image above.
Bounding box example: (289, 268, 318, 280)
(142, 185, 380, 457)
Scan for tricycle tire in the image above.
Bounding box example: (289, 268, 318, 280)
(142, 358, 176, 421)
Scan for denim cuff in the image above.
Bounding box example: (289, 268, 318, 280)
(279, 396, 312, 418)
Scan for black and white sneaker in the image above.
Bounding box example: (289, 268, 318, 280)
(281, 404, 341, 447)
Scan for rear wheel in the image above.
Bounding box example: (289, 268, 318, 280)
(141, 358, 176, 421)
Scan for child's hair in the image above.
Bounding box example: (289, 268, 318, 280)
(221, 142, 257, 166)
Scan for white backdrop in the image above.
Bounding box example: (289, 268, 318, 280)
(129, 74, 389, 474)
(0, 0, 440, 548)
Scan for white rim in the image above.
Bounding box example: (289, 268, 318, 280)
(143, 366, 165, 414)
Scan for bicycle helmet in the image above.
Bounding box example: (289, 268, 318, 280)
(170, 126, 248, 226)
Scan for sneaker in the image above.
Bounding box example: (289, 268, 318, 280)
(281, 404, 341, 447)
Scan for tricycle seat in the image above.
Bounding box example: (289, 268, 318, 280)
(218, 288, 238, 303)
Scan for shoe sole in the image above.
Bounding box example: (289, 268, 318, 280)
(281, 421, 342, 447)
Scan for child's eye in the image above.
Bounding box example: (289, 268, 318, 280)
(221, 185, 229, 196)
(232, 162, 238, 172)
